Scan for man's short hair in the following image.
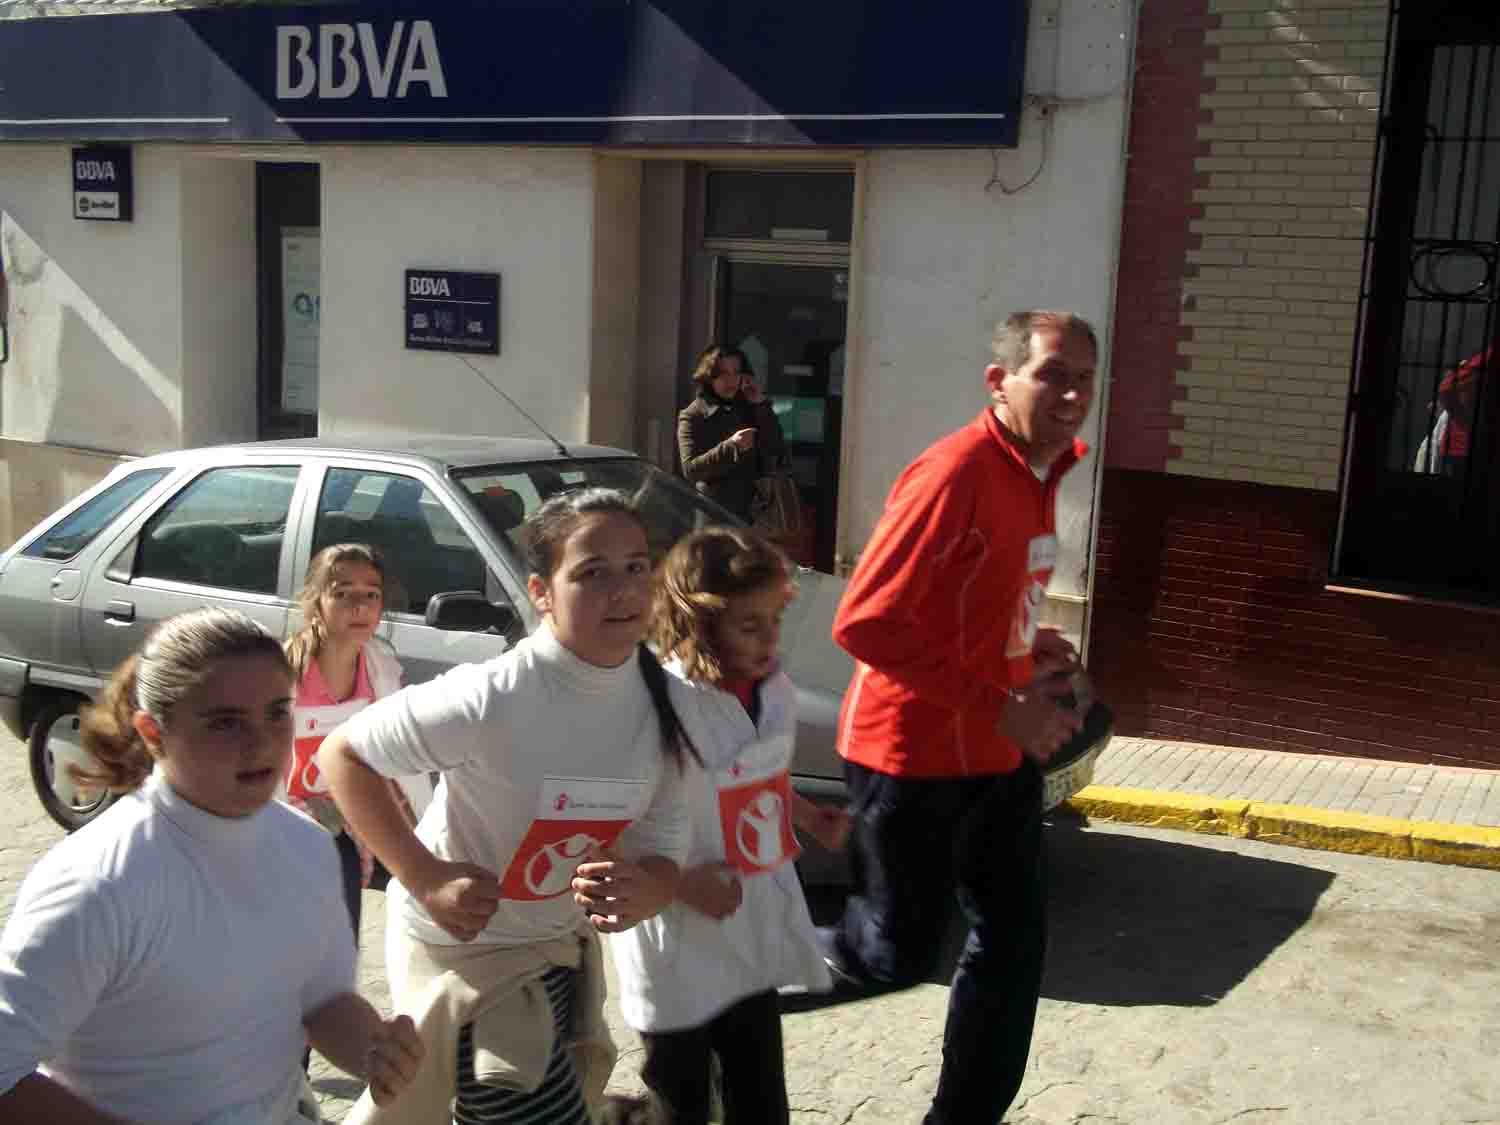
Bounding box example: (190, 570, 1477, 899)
(991, 310, 1098, 372)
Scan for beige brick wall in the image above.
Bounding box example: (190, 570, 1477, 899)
(1168, 0, 1390, 491)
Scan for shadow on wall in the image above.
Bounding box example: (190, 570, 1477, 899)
(50, 305, 175, 451)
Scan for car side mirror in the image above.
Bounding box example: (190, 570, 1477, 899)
(424, 590, 518, 635)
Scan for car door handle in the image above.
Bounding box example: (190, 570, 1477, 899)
(104, 600, 136, 625)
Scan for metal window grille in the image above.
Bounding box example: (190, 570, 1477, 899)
(1337, 3, 1500, 602)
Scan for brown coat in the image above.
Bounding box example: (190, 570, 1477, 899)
(677, 393, 786, 520)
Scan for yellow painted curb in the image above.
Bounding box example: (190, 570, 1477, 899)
(1065, 785, 1500, 872)
(1066, 786, 1250, 837)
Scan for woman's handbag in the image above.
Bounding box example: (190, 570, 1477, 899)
(751, 467, 803, 537)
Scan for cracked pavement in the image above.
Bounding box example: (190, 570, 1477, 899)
(3, 731, 1499, 1123)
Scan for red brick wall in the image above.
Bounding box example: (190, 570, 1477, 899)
(1089, 469, 1500, 769)
(1105, 0, 1218, 471)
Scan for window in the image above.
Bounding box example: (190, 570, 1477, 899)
(312, 469, 487, 616)
(135, 466, 299, 594)
(1336, 5, 1500, 602)
(705, 171, 854, 243)
(456, 457, 736, 562)
(21, 468, 170, 561)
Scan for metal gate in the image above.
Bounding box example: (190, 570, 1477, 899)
(1338, 3, 1500, 601)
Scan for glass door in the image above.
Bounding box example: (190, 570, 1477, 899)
(715, 259, 848, 572)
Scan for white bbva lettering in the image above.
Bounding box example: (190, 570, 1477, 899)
(74, 161, 116, 182)
(277, 26, 315, 99)
(409, 276, 452, 297)
(276, 20, 448, 101)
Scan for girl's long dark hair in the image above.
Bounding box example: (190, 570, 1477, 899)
(522, 486, 701, 771)
(638, 643, 702, 771)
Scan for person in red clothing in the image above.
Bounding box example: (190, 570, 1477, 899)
(819, 309, 1095, 1125)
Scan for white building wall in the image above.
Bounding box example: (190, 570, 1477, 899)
(841, 0, 1132, 611)
(317, 146, 597, 443)
(588, 156, 643, 452)
(1, 144, 185, 453)
(179, 156, 257, 448)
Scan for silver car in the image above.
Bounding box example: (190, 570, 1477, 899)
(0, 437, 1108, 832)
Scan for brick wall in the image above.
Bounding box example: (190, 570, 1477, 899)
(1106, 0, 1218, 472)
(1115, 0, 1390, 490)
(1089, 469, 1500, 769)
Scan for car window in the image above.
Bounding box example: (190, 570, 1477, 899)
(312, 468, 489, 616)
(20, 467, 171, 562)
(456, 458, 739, 561)
(135, 466, 299, 595)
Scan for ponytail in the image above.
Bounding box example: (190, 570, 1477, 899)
(637, 644, 702, 772)
(77, 654, 156, 793)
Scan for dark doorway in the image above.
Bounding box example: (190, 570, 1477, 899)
(715, 259, 847, 572)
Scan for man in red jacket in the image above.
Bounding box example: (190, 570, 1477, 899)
(822, 309, 1095, 1125)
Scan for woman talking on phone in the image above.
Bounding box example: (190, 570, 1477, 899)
(676, 344, 786, 522)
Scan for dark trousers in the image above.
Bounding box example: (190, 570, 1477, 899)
(836, 759, 1048, 1125)
(334, 829, 364, 940)
(638, 990, 789, 1125)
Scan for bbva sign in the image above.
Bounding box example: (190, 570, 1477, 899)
(276, 21, 448, 100)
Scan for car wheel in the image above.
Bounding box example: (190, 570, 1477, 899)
(28, 699, 115, 832)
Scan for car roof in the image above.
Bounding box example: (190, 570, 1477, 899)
(127, 435, 638, 475)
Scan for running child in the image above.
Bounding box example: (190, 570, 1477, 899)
(607, 526, 851, 1125)
(283, 542, 428, 940)
(317, 488, 692, 1125)
(0, 607, 421, 1124)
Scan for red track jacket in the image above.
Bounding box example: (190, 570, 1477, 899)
(833, 408, 1085, 778)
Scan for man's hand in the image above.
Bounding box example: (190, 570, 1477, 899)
(740, 377, 765, 404)
(676, 862, 743, 920)
(729, 427, 758, 451)
(572, 853, 680, 933)
(411, 860, 502, 942)
(999, 686, 1083, 765)
(365, 1014, 424, 1106)
(1032, 628, 1079, 678)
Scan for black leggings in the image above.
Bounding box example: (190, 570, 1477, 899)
(637, 990, 789, 1125)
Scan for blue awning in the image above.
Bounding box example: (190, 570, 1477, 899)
(0, 1, 1028, 147)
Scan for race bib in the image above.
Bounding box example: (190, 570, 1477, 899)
(1006, 533, 1058, 660)
(715, 735, 800, 875)
(499, 777, 648, 902)
(286, 698, 369, 802)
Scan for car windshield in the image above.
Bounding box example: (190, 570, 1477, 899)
(454, 457, 744, 563)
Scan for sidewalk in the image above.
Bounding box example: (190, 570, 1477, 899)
(1067, 736, 1500, 871)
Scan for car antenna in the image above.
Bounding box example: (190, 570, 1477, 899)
(454, 353, 572, 458)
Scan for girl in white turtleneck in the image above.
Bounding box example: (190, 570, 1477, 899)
(0, 608, 420, 1125)
(318, 488, 692, 1125)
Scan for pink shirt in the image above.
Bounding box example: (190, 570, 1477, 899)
(287, 650, 376, 805)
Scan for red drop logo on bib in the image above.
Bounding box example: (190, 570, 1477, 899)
(499, 777, 648, 901)
(715, 735, 799, 875)
(286, 698, 369, 802)
(1005, 533, 1058, 661)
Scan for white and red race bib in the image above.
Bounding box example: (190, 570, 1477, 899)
(715, 735, 800, 875)
(287, 698, 369, 803)
(499, 776, 648, 902)
(1005, 532, 1058, 661)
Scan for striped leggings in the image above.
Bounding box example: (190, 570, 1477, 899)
(453, 965, 591, 1125)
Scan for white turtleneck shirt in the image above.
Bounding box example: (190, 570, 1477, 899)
(0, 773, 354, 1123)
(344, 624, 691, 948)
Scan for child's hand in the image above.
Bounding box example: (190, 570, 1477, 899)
(791, 793, 853, 852)
(804, 804, 853, 852)
(366, 1014, 424, 1105)
(412, 859, 502, 942)
(571, 853, 680, 933)
(677, 862, 744, 920)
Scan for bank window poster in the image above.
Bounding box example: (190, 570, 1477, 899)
(281, 227, 320, 414)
